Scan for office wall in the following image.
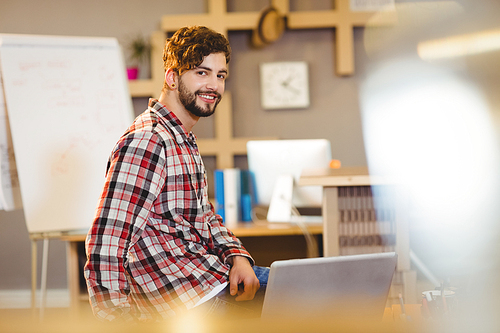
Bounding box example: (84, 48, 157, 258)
(1, 0, 499, 292)
(0, 0, 368, 290)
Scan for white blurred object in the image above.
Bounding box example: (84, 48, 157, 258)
(362, 62, 497, 221)
(360, 60, 500, 267)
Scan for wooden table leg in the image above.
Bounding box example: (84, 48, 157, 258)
(66, 241, 81, 315)
(322, 186, 340, 257)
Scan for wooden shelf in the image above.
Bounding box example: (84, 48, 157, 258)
(299, 166, 390, 187)
(128, 79, 155, 98)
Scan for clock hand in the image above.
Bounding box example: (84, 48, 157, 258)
(281, 78, 300, 94)
(281, 76, 293, 87)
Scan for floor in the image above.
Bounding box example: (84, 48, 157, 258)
(0, 305, 427, 333)
(0, 304, 95, 333)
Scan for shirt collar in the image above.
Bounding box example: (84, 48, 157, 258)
(148, 99, 196, 145)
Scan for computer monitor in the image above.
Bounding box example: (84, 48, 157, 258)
(246, 139, 332, 222)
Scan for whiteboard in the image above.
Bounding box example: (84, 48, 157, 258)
(0, 73, 22, 211)
(0, 34, 134, 233)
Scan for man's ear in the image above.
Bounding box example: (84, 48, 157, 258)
(165, 68, 178, 90)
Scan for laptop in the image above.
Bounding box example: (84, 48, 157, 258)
(260, 252, 397, 322)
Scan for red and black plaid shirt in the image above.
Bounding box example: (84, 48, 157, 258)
(84, 99, 253, 322)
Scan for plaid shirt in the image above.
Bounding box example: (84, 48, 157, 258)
(84, 99, 253, 322)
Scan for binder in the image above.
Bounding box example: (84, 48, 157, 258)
(214, 169, 225, 221)
(223, 168, 241, 227)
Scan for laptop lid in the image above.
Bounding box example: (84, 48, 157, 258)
(261, 252, 397, 321)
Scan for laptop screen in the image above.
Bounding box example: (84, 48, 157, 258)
(261, 252, 397, 321)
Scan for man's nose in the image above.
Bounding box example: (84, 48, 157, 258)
(206, 74, 219, 91)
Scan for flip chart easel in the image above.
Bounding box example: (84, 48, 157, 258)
(0, 34, 134, 317)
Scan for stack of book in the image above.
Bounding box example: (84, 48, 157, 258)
(338, 185, 396, 255)
(214, 168, 254, 228)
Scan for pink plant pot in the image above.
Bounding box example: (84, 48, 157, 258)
(127, 67, 139, 80)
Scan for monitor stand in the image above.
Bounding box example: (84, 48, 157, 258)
(267, 174, 294, 222)
(267, 174, 323, 223)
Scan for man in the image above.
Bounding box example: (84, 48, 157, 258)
(85, 26, 268, 322)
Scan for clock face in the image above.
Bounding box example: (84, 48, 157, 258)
(260, 61, 310, 110)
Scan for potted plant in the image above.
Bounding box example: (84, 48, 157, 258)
(125, 34, 150, 80)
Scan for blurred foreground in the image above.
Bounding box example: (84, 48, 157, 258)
(0, 302, 495, 333)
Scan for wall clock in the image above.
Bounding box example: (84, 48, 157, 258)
(260, 61, 310, 110)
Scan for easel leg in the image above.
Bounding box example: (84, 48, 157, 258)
(39, 238, 49, 320)
(31, 239, 37, 318)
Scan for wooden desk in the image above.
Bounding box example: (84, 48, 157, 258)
(60, 221, 323, 311)
(299, 167, 416, 303)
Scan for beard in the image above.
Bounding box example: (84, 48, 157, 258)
(178, 78, 222, 118)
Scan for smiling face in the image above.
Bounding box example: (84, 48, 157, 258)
(177, 52, 228, 118)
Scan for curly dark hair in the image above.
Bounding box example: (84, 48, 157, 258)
(163, 26, 231, 76)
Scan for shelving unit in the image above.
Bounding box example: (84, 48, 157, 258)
(299, 167, 417, 304)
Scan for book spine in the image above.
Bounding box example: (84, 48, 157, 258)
(223, 168, 241, 228)
(214, 169, 225, 221)
(240, 169, 252, 222)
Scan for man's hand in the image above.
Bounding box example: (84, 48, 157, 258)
(228, 256, 260, 301)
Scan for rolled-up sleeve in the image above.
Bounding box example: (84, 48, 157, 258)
(205, 200, 255, 267)
(84, 131, 166, 321)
